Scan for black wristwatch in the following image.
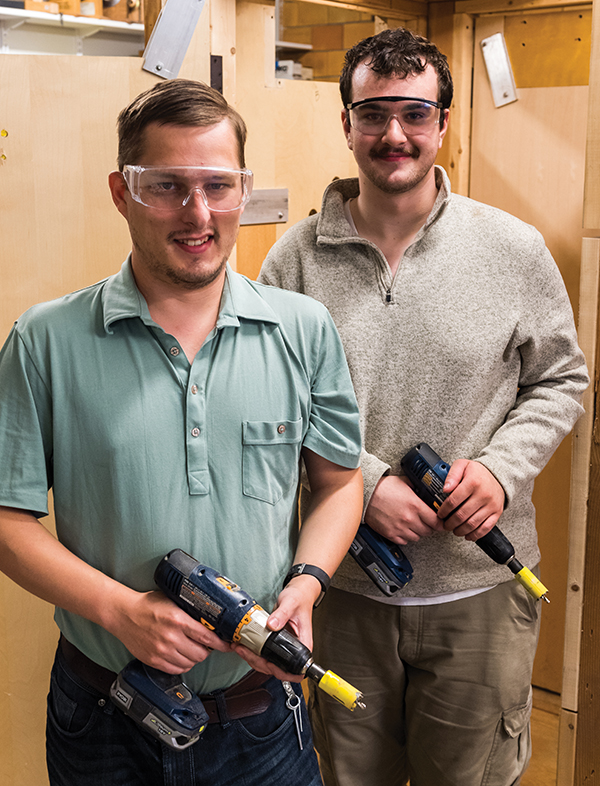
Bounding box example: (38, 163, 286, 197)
(283, 563, 331, 607)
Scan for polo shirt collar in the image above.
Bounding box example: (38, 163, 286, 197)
(102, 258, 280, 334)
(217, 267, 281, 328)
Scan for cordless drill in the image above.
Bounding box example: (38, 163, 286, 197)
(153, 549, 366, 710)
(401, 443, 550, 603)
(111, 550, 366, 749)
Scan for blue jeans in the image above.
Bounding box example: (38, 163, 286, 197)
(46, 646, 323, 786)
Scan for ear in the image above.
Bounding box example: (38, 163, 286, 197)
(438, 109, 450, 149)
(108, 170, 130, 220)
(341, 109, 353, 150)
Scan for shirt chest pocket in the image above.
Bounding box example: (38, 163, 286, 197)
(242, 419, 304, 505)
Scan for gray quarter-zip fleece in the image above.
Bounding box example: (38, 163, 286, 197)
(259, 167, 589, 598)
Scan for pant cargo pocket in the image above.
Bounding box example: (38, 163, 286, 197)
(482, 687, 533, 786)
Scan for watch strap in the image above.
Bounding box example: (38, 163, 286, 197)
(283, 563, 331, 607)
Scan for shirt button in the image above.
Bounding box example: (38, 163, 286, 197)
(191, 385, 198, 395)
(170, 347, 180, 356)
(277, 424, 286, 434)
(191, 427, 200, 437)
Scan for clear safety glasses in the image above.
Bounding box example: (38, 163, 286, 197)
(122, 165, 254, 212)
(346, 96, 444, 137)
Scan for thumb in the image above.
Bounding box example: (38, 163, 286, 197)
(442, 459, 468, 494)
(267, 611, 284, 631)
(267, 595, 292, 631)
(268, 585, 304, 632)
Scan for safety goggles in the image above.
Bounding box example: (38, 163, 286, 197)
(122, 165, 254, 212)
(345, 96, 444, 137)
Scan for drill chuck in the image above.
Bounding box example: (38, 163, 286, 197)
(261, 631, 366, 710)
(260, 626, 314, 675)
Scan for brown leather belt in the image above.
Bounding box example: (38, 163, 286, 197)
(59, 636, 273, 724)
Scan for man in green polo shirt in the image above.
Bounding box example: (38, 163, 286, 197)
(0, 79, 363, 786)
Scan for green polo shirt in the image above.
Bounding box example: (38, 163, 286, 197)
(0, 259, 361, 693)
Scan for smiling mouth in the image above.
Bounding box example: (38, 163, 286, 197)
(176, 237, 211, 247)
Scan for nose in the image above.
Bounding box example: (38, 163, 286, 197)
(181, 187, 212, 220)
(381, 115, 408, 145)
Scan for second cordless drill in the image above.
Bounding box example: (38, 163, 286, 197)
(401, 443, 550, 603)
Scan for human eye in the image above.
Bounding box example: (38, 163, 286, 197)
(203, 174, 239, 200)
(356, 104, 386, 124)
(402, 103, 435, 125)
(204, 181, 232, 192)
(155, 180, 177, 192)
(144, 174, 184, 198)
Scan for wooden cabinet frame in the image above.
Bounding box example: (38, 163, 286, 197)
(435, 1, 599, 782)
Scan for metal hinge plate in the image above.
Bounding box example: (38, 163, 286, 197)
(143, 0, 206, 80)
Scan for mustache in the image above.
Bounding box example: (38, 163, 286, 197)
(371, 145, 418, 159)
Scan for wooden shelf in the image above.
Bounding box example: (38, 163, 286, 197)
(0, 6, 144, 55)
(0, 6, 143, 34)
(276, 39, 312, 51)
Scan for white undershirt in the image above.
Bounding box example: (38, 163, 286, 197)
(366, 585, 496, 606)
(343, 198, 358, 234)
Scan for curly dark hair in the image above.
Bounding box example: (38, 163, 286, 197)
(340, 27, 453, 118)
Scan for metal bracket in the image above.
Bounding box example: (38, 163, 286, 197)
(240, 189, 289, 226)
(75, 26, 102, 55)
(480, 33, 518, 108)
(1, 17, 25, 53)
(142, 0, 206, 80)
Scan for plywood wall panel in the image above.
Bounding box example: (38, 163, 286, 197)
(0, 54, 166, 786)
(429, 5, 474, 195)
(237, 224, 278, 279)
(583, 0, 600, 228)
(471, 14, 587, 693)
(504, 10, 591, 88)
(471, 61, 587, 306)
(236, 1, 357, 245)
(0, 56, 160, 337)
(561, 239, 599, 718)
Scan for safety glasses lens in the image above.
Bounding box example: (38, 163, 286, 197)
(127, 167, 249, 211)
(351, 100, 439, 135)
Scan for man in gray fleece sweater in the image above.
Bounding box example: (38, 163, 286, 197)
(259, 27, 589, 786)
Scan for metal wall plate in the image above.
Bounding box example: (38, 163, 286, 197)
(240, 189, 289, 226)
(143, 0, 206, 80)
(480, 33, 518, 108)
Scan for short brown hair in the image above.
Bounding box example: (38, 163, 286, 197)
(116, 79, 248, 170)
(340, 28, 453, 116)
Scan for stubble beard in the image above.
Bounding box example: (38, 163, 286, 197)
(163, 253, 228, 290)
(131, 228, 230, 291)
(366, 145, 433, 195)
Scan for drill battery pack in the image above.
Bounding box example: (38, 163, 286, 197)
(110, 660, 208, 750)
(350, 524, 413, 596)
